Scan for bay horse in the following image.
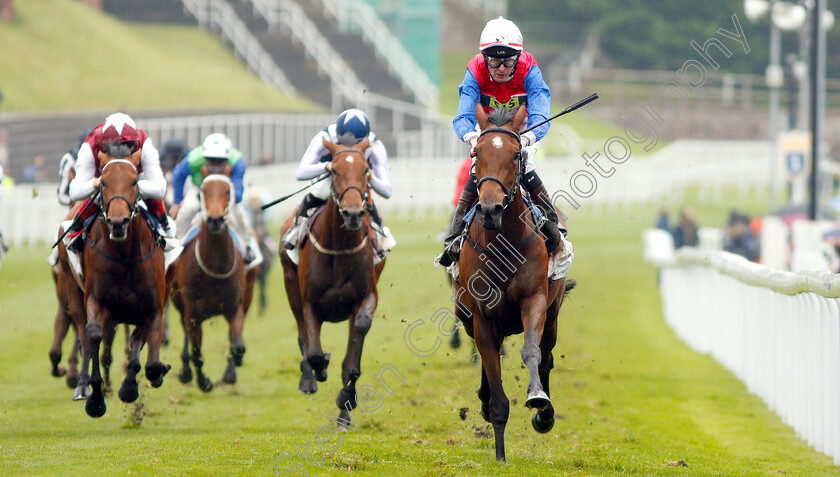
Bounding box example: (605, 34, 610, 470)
(453, 106, 574, 461)
(169, 166, 258, 391)
(280, 136, 386, 427)
(68, 149, 171, 417)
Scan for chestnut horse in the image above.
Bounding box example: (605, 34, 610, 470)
(169, 168, 258, 391)
(67, 149, 170, 417)
(280, 137, 386, 427)
(453, 106, 574, 461)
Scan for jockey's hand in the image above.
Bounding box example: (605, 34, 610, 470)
(520, 131, 537, 148)
(325, 162, 333, 173)
(169, 203, 180, 219)
(463, 132, 479, 155)
(93, 177, 102, 189)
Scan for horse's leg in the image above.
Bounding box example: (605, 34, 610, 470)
(66, 326, 80, 388)
(297, 337, 317, 394)
(520, 294, 552, 411)
(66, 284, 90, 400)
(144, 307, 171, 388)
(177, 312, 192, 384)
(118, 327, 144, 403)
(161, 302, 171, 347)
(83, 301, 107, 418)
(335, 292, 376, 429)
(532, 301, 559, 434)
(49, 304, 70, 378)
(477, 366, 491, 423)
(302, 303, 329, 382)
(188, 317, 213, 392)
(222, 306, 246, 384)
(100, 321, 117, 395)
(473, 318, 508, 462)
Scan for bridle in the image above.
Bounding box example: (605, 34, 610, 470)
(473, 127, 523, 209)
(329, 149, 370, 212)
(199, 174, 234, 222)
(100, 159, 140, 223)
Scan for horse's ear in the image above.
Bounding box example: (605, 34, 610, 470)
(475, 103, 489, 130)
(97, 151, 110, 166)
(512, 106, 527, 131)
(200, 163, 209, 178)
(223, 162, 233, 176)
(128, 149, 142, 167)
(322, 137, 338, 155)
(356, 137, 370, 152)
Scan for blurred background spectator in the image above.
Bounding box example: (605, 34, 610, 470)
(724, 210, 760, 262)
(21, 154, 48, 183)
(673, 206, 699, 248)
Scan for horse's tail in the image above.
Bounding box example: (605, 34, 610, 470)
(563, 278, 577, 296)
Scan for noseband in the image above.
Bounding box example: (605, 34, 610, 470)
(100, 159, 139, 222)
(329, 149, 370, 208)
(474, 127, 523, 209)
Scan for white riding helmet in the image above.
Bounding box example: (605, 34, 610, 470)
(203, 133, 232, 160)
(479, 17, 523, 58)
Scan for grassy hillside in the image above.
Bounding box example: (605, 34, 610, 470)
(0, 0, 316, 113)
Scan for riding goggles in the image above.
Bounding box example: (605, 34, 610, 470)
(484, 55, 519, 69)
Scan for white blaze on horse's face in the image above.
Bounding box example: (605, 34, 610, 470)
(492, 136, 503, 149)
(344, 156, 354, 164)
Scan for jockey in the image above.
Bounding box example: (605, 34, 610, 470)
(281, 108, 392, 253)
(65, 112, 177, 252)
(169, 133, 260, 265)
(437, 17, 568, 267)
(57, 128, 92, 206)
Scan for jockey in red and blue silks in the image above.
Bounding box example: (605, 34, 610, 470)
(437, 17, 571, 269)
(65, 112, 176, 252)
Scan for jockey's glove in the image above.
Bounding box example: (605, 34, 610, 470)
(463, 132, 479, 153)
(520, 131, 537, 148)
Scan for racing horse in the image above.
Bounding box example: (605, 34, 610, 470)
(169, 165, 258, 391)
(280, 136, 386, 427)
(453, 106, 574, 461)
(67, 148, 170, 417)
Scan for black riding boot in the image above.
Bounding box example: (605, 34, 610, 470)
(436, 175, 478, 267)
(283, 193, 326, 250)
(523, 171, 565, 255)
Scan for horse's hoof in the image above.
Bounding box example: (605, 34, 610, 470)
(85, 398, 106, 418)
(532, 408, 555, 434)
(298, 376, 318, 394)
(51, 365, 68, 377)
(307, 353, 330, 382)
(231, 347, 245, 367)
(525, 390, 551, 411)
(118, 380, 139, 403)
(198, 376, 214, 392)
(72, 385, 90, 401)
(222, 366, 237, 385)
(178, 367, 193, 384)
(146, 362, 171, 388)
(66, 375, 78, 389)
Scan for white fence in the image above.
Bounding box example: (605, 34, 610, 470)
(646, 234, 840, 465)
(0, 139, 775, 247)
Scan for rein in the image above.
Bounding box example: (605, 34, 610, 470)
(194, 237, 238, 279)
(86, 228, 158, 265)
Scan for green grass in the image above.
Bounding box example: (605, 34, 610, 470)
(0, 0, 317, 113)
(0, 201, 836, 476)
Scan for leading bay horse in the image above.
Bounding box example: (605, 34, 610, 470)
(453, 106, 574, 461)
(280, 136, 386, 427)
(169, 167, 258, 391)
(68, 149, 170, 417)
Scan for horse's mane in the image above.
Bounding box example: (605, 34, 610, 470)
(101, 142, 136, 159)
(487, 107, 518, 127)
(337, 133, 358, 147)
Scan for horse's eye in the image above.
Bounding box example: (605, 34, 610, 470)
(132, 179, 139, 186)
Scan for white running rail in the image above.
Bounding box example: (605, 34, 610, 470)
(647, 243, 840, 465)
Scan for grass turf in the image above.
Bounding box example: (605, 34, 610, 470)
(0, 200, 837, 476)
